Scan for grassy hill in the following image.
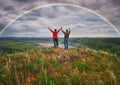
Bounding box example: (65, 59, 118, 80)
(0, 41, 120, 85)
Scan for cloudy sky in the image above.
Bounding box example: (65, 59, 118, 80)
(0, 0, 120, 37)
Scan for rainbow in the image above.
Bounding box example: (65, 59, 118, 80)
(0, 3, 120, 36)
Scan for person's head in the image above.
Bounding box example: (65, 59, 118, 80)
(66, 29, 68, 32)
(54, 29, 57, 31)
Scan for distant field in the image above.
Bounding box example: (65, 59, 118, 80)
(0, 40, 39, 56)
(69, 38, 120, 56)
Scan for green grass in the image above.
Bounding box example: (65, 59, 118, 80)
(0, 41, 39, 56)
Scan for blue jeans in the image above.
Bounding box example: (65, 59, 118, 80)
(64, 39, 68, 49)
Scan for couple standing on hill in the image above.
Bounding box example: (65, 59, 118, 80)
(48, 27, 70, 50)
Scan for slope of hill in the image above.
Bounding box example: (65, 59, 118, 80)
(0, 42, 120, 85)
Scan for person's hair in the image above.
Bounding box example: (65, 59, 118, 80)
(54, 29, 57, 31)
(66, 29, 68, 32)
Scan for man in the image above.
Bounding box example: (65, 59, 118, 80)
(62, 28, 71, 50)
(48, 27, 62, 47)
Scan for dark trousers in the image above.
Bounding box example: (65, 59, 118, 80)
(53, 38, 58, 47)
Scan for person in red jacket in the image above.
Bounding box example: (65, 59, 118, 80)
(48, 27, 62, 47)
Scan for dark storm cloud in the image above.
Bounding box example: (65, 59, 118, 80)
(2, 22, 41, 37)
(112, 0, 120, 5)
(18, 15, 38, 21)
(4, 6, 14, 11)
(0, 1, 5, 9)
(13, 0, 26, 2)
(13, 0, 37, 3)
(3, 5, 18, 15)
(28, 10, 42, 17)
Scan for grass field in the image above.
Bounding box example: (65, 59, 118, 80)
(0, 41, 120, 85)
(0, 41, 39, 56)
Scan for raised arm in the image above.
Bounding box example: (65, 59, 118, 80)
(61, 27, 65, 34)
(48, 27, 54, 33)
(69, 28, 71, 34)
(57, 27, 62, 32)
